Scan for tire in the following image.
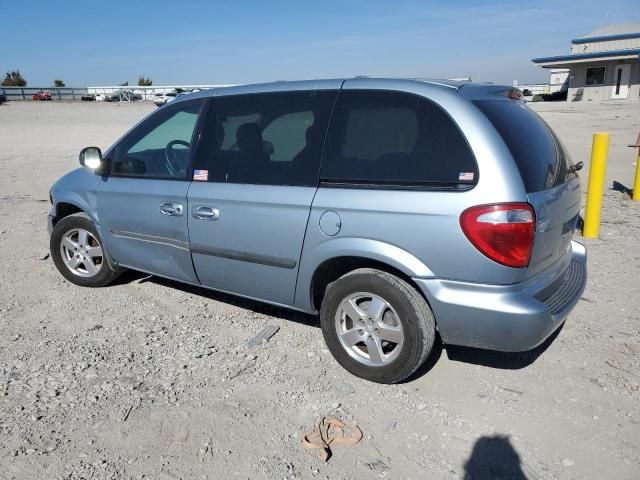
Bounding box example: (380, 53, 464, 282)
(320, 268, 435, 384)
(50, 212, 120, 287)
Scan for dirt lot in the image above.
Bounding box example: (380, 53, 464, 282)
(530, 101, 640, 187)
(0, 100, 639, 480)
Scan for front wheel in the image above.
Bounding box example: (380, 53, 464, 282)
(320, 268, 435, 384)
(50, 212, 120, 287)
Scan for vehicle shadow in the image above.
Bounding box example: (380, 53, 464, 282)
(116, 270, 320, 327)
(444, 323, 564, 370)
(116, 270, 562, 378)
(403, 323, 563, 382)
(401, 334, 444, 382)
(463, 435, 528, 479)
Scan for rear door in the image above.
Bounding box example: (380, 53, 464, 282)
(97, 99, 205, 283)
(473, 98, 581, 277)
(188, 88, 339, 304)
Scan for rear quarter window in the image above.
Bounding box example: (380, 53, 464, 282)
(321, 90, 478, 188)
(473, 99, 573, 193)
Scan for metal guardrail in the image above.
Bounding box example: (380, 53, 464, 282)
(0, 87, 89, 101)
(87, 85, 228, 101)
(1, 84, 232, 101)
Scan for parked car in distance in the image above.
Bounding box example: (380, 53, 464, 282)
(176, 89, 201, 100)
(104, 90, 142, 102)
(102, 92, 118, 102)
(32, 90, 52, 101)
(153, 88, 188, 107)
(81, 94, 96, 101)
(47, 78, 587, 383)
(0, 93, 6, 104)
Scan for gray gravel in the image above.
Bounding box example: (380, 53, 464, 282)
(0, 100, 639, 479)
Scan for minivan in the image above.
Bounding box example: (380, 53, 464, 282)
(48, 78, 587, 383)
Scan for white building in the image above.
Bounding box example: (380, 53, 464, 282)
(549, 68, 570, 93)
(532, 22, 640, 101)
(513, 68, 569, 97)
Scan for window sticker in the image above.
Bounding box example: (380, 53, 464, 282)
(193, 169, 208, 181)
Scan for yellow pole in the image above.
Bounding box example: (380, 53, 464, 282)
(633, 150, 640, 201)
(583, 133, 609, 238)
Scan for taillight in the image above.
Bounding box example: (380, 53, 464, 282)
(460, 203, 535, 268)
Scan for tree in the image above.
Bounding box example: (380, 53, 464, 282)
(119, 81, 129, 86)
(2, 70, 27, 87)
(138, 75, 152, 86)
(54, 79, 65, 87)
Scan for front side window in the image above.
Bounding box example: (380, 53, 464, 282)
(585, 66, 605, 86)
(194, 90, 338, 186)
(112, 99, 205, 179)
(321, 90, 478, 187)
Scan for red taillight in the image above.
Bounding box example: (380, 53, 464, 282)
(460, 203, 535, 268)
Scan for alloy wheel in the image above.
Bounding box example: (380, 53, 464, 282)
(334, 292, 405, 367)
(59, 228, 104, 278)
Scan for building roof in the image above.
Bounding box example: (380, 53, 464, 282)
(572, 22, 640, 44)
(532, 48, 640, 67)
(532, 22, 640, 67)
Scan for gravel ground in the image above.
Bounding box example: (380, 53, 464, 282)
(529, 101, 640, 187)
(0, 100, 639, 480)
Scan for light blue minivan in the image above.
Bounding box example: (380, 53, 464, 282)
(48, 78, 587, 383)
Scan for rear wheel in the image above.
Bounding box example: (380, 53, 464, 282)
(320, 268, 435, 384)
(50, 213, 120, 287)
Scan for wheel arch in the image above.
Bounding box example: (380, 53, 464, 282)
(297, 238, 435, 312)
(52, 192, 100, 227)
(51, 196, 117, 270)
(54, 201, 84, 223)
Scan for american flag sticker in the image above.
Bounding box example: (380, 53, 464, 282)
(193, 169, 208, 181)
(459, 171, 474, 181)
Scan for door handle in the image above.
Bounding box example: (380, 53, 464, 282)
(159, 202, 183, 216)
(192, 205, 220, 220)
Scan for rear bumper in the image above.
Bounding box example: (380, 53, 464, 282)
(414, 240, 587, 352)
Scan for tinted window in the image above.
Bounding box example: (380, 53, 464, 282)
(194, 90, 338, 186)
(473, 99, 573, 192)
(113, 99, 204, 179)
(585, 66, 606, 86)
(321, 90, 477, 187)
(262, 111, 315, 161)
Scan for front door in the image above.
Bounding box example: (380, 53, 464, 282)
(188, 87, 339, 305)
(97, 99, 205, 283)
(611, 64, 631, 99)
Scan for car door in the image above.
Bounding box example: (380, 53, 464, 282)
(188, 87, 339, 305)
(97, 98, 205, 283)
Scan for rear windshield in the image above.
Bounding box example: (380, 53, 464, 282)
(473, 100, 573, 192)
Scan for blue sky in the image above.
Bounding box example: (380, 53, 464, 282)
(1, 0, 638, 86)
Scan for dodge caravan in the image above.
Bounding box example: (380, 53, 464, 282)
(48, 78, 587, 383)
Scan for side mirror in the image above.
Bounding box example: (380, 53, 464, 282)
(79, 147, 108, 173)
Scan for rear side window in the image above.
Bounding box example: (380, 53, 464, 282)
(321, 90, 477, 187)
(473, 100, 572, 192)
(195, 90, 338, 186)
